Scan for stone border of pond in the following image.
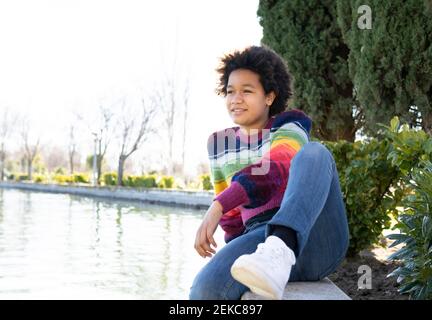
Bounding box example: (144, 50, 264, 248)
(0, 181, 213, 209)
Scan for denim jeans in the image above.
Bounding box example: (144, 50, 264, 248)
(189, 142, 350, 300)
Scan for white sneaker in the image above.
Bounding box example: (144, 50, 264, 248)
(230, 235, 296, 300)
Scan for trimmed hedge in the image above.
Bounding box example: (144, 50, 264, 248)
(103, 172, 117, 186)
(158, 176, 174, 189)
(123, 175, 158, 188)
(200, 174, 213, 191)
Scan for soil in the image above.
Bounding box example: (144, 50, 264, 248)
(328, 238, 410, 300)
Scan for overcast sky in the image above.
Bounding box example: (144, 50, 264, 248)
(0, 0, 263, 175)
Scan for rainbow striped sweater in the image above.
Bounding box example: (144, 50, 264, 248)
(207, 109, 312, 242)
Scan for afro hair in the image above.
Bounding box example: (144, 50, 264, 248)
(216, 45, 293, 117)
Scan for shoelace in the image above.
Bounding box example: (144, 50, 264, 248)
(255, 243, 287, 270)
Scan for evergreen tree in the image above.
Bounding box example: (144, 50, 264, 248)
(337, 0, 432, 135)
(258, 0, 360, 141)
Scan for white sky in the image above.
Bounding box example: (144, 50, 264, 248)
(0, 0, 263, 175)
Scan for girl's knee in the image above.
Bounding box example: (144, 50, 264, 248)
(304, 141, 331, 156)
(297, 142, 334, 164)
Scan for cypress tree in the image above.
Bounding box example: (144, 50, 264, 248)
(336, 0, 432, 135)
(258, 0, 359, 141)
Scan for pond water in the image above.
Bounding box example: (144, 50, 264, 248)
(0, 188, 225, 299)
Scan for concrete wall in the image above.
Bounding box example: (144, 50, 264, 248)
(0, 181, 214, 209)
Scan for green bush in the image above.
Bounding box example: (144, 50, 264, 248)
(122, 175, 157, 188)
(323, 117, 432, 256)
(16, 174, 29, 181)
(387, 160, 432, 300)
(324, 138, 401, 256)
(122, 175, 131, 187)
(158, 176, 174, 189)
(73, 173, 90, 184)
(384, 118, 432, 175)
(138, 175, 157, 188)
(53, 174, 73, 184)
(200, 174, 213, 190)
(124, 175, 139, 187)
(33, 174, 46, 183)
(103, 172, 117, 186)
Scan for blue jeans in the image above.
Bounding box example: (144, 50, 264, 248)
(189, 142, 350, 300)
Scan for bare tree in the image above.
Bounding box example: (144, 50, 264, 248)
(154, 74, 191, 176)
(96, 107, 114, 185)
(116, 97, 157, 186)
(93, 106, 114, 185)
(196, 161, 210, 176)
(68, 124, 77, 174)
(155, 77, 176, 175)
(20, 117, 40, 180)
(0, 108, 17, 180)
(181, 81, 190, 175)
(44, 145, 68, 172)
(76, 104, 114, 185)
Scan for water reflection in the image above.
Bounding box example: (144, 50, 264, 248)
(0, 188, 225, 299)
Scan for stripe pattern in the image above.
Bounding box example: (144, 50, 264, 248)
(207, 109, 312, 242)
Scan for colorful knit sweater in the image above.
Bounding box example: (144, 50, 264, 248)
(207, 109, 312, 242)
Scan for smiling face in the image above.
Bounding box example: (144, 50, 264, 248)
(226, 69, 275, 134)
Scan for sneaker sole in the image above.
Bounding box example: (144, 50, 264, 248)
(231, 260, 282, 300)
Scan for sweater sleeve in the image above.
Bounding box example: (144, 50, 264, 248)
(215, 119, 311, 214)
(207, 133, 227, 197)
(207, 131, 245, 241)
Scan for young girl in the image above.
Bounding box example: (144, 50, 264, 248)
(190, 46, 349, 300)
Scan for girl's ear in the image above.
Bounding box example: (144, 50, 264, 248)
(266, 91, 276, 106)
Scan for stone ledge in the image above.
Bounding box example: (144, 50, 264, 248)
(241, 277, 351, 300)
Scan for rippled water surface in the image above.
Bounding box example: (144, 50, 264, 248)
(0, 188, 224, 299)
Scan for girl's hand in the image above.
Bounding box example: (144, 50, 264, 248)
(194, 200, 223, 258)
